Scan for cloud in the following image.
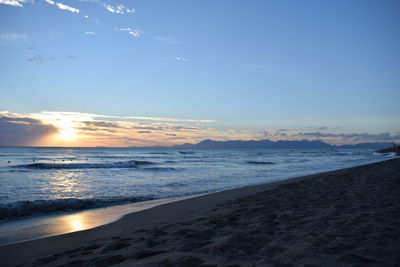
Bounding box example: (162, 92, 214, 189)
(36, 111, 215, 124)
(84, 15, 88, 18)
(82, 121, 124, 129)
(104, 3, 135, 14)
(0, 0, 25, 7)
(263, 131, 287, 138)
(0, 32, 27, 45)
(85, 31, 95, 35)
(55, 2, 79, 13)
(44, 0, 80, 13)
(0, 111, 256, 147)
(76, 0, 135, 15)
(176, 57, 187, 62)
(117, 115, 213, 123)
(68, 55, 75, 59)
(300, 131, 400, 141)
(116, 28, 141, 38)
(0, 115, 58, 146)
(27, 56, 56, 62)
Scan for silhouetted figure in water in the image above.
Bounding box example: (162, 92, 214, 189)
(33, 159, 35, 162)
(7, 161, 10, 164)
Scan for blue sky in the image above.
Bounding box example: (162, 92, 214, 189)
(0, 0, 399, 146)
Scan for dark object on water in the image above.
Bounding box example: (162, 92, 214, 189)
(7, 161, 10, 164)
(376, 146, 398, 154)
(246, 161, 275, 165)
(179, 151, 195, 155)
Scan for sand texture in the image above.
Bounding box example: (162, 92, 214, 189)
(1, 159, 399, 266)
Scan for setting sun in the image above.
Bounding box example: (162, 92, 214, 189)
(58, 128, 78, 141)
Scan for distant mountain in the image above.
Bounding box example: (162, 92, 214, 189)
(338, 142, 394, 150)
(172, 139, 393, 150)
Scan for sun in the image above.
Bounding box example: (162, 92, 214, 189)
(59, 128, 78, 141)
(55, 120, 79, 142)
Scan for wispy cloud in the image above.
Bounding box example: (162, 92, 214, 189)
(0, 0, 26, 7)
(116, 28, 142, 38)
(104, 3, 134, 14)
(44, 0, 80, 13)
(85, 31, 95, 35)
(27, 56, 56, 62)
(300, 131, 400, 141)
(176, 57, 187, 62)
(2, 0, 137, 16)
(76, 0, 135, 15)
(0, 32, 27, 45)
(103, 115, 213, 123)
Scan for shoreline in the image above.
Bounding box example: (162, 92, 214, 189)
(1, 158, 399, 266)
(0, 196, 198, 246)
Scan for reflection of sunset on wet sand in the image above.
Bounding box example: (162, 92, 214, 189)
(68, 214, 85, 232)
(0, 197, 187, 245)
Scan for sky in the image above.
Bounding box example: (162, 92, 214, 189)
(0, 0, 399, 147)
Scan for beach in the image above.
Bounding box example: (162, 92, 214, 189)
(0, 158, 399, 266)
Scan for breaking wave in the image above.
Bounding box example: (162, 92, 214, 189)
(0, 197, 154, 220)
(246, 161, 275, 165)
(142, 167, 177, 171)
(15, 160, 157, 170)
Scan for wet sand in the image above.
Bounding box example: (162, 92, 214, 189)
(0, 197, 192, 246)
(0, 159, 399, 266)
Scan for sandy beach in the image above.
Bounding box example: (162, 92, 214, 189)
(0, 158, 399, 266)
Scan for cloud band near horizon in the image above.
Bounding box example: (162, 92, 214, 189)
(0, 111, 399, 147)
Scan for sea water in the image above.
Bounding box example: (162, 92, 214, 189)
(0, 147, 395, 221)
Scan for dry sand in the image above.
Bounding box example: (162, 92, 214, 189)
(0, 159, 399, 266)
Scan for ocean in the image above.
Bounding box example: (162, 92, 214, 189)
(0, 147, 395, 221)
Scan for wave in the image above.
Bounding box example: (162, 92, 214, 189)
(91, 155, 132, 159)
(14, 160, 157, 170)
(246, 161, 275, 165)
(179, 151, 195, 154)
(0, 196, 153, 220)
(142, 167, 177, 171)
